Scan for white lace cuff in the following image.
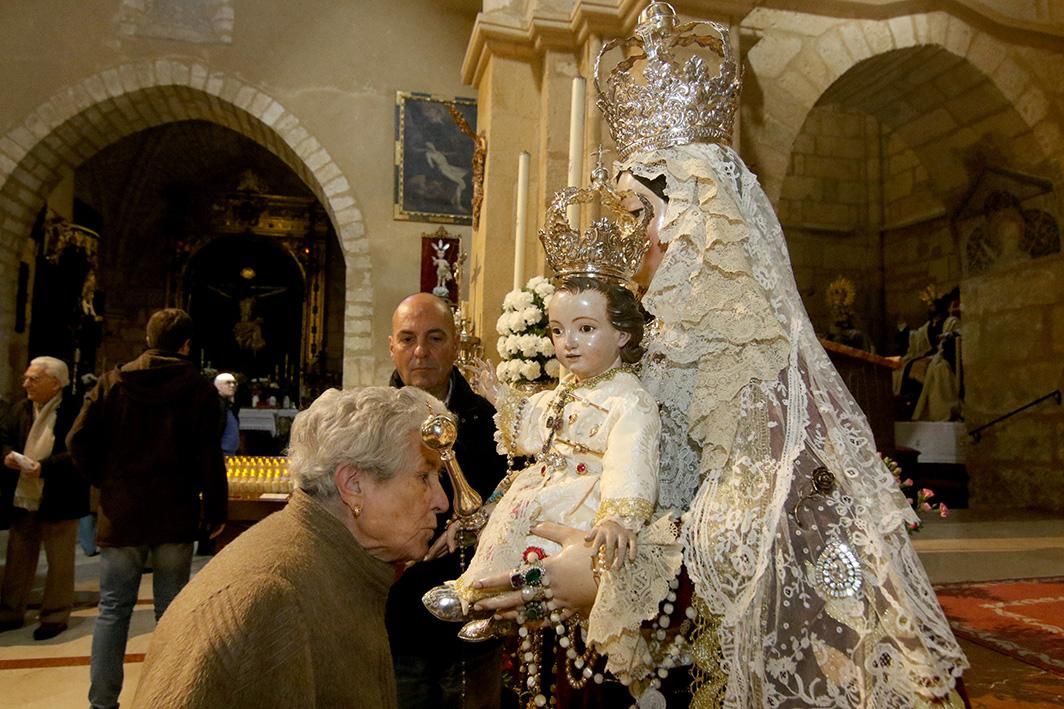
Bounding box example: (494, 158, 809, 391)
(586, 513, 682, 684)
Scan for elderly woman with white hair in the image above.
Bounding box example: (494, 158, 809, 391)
(133, 386, 450, 709)
(0, 355, 88, 641)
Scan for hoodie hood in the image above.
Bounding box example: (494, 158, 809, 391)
(115, 349, 209, 406)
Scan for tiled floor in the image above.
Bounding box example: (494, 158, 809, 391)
(0, 509, 1061, 708)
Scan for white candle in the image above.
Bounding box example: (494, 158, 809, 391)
(513, 150, 530, 291)
(566, 76, 587, 227)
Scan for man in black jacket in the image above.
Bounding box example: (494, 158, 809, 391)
(68, 309, 228, 709)
(0, 356, 88, 640)
(386, 293, 509, 709)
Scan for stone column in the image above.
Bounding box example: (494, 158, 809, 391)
(461, 2, 630, 358)
(467, 54, 540, 353)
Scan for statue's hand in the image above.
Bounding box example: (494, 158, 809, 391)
(586, 519, 637, 570)
(471, 522, 598, 619)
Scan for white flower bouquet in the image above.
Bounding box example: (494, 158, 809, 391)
(495, 276, 561, 386)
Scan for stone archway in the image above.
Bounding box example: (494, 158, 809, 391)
(741, 9, 1064, 205)
(0, 59, 374, 393)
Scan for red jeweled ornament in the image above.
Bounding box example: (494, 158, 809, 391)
(523, 546, 546, 562)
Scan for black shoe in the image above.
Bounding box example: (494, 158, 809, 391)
(0, 619, 23, 633)
(32, 622, 67, 641)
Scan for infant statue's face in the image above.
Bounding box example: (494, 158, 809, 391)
(548, 289, 629, 382)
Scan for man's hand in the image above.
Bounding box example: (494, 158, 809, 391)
(24, 460, 41, 479)
(3, 452, 19, 471)
(585, 519, 636, 570)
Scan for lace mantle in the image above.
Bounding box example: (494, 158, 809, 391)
(619, 143, 968, 707)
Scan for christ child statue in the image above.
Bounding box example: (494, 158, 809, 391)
(451, 274, 661, 616)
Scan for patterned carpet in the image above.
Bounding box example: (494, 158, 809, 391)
(935, 576, 1064, 676)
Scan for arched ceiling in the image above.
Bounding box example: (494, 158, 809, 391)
(816, 45, 1037, 208)
(76, 120, 314, 221)
(74, 120, 317, 277)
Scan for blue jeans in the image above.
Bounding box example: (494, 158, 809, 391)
(78, 514, 98, 556)
(89, 543, 193, 709)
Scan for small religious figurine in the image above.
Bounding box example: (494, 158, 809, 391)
(431, 239, 453, 298)
(74, 271, 104, 386)
(825, 276, 872, 351)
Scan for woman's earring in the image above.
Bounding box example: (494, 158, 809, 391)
(353, 504, 363, 518)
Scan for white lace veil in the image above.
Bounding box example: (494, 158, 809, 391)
(623, 142, 968, 707)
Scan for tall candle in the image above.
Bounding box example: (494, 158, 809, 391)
(513, 150, 530, 291)
(566, 76, 587, 227)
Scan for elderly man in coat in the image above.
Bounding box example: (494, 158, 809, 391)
(0, 356, 89, 640)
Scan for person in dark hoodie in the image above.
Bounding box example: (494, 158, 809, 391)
(68, 308, 228, 709)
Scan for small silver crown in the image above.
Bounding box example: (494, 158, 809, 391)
(538, 160, 651, 289)
(594, 2, 742, 160)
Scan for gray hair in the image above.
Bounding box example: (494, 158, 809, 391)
(287, 386, 447, 499)
(29, 356, 70, 388)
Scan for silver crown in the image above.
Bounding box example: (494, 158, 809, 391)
(538, 160, 651, 290)
(594, 2, 742, 160)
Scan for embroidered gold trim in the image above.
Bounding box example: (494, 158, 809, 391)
(594, 497, 654, 525)
(496, 392, 529, 454)
(690, 596, 727, 709)
(555, 436, 605, 457)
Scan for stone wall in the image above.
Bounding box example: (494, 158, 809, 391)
(964, 252, 1064, 511)
(0, 0, 476, 395)
(779, 105, 883, 346)
(882, 133, 942, 228)
(882, 217, 960, 333)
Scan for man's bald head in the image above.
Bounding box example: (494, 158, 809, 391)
(391, 293, 455, 336)
(388, 293, 458, 401)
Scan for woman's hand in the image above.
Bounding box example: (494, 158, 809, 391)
(471, 522, 599, 618)
(423, 520, 460, 561)
(423, 503, 496, 561)
(585, 519, 636, 570)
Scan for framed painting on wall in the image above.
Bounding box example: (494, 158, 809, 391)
(394, 91, 477, 225)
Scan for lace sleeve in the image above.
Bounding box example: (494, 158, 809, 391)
(586, 514, 682, 684)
